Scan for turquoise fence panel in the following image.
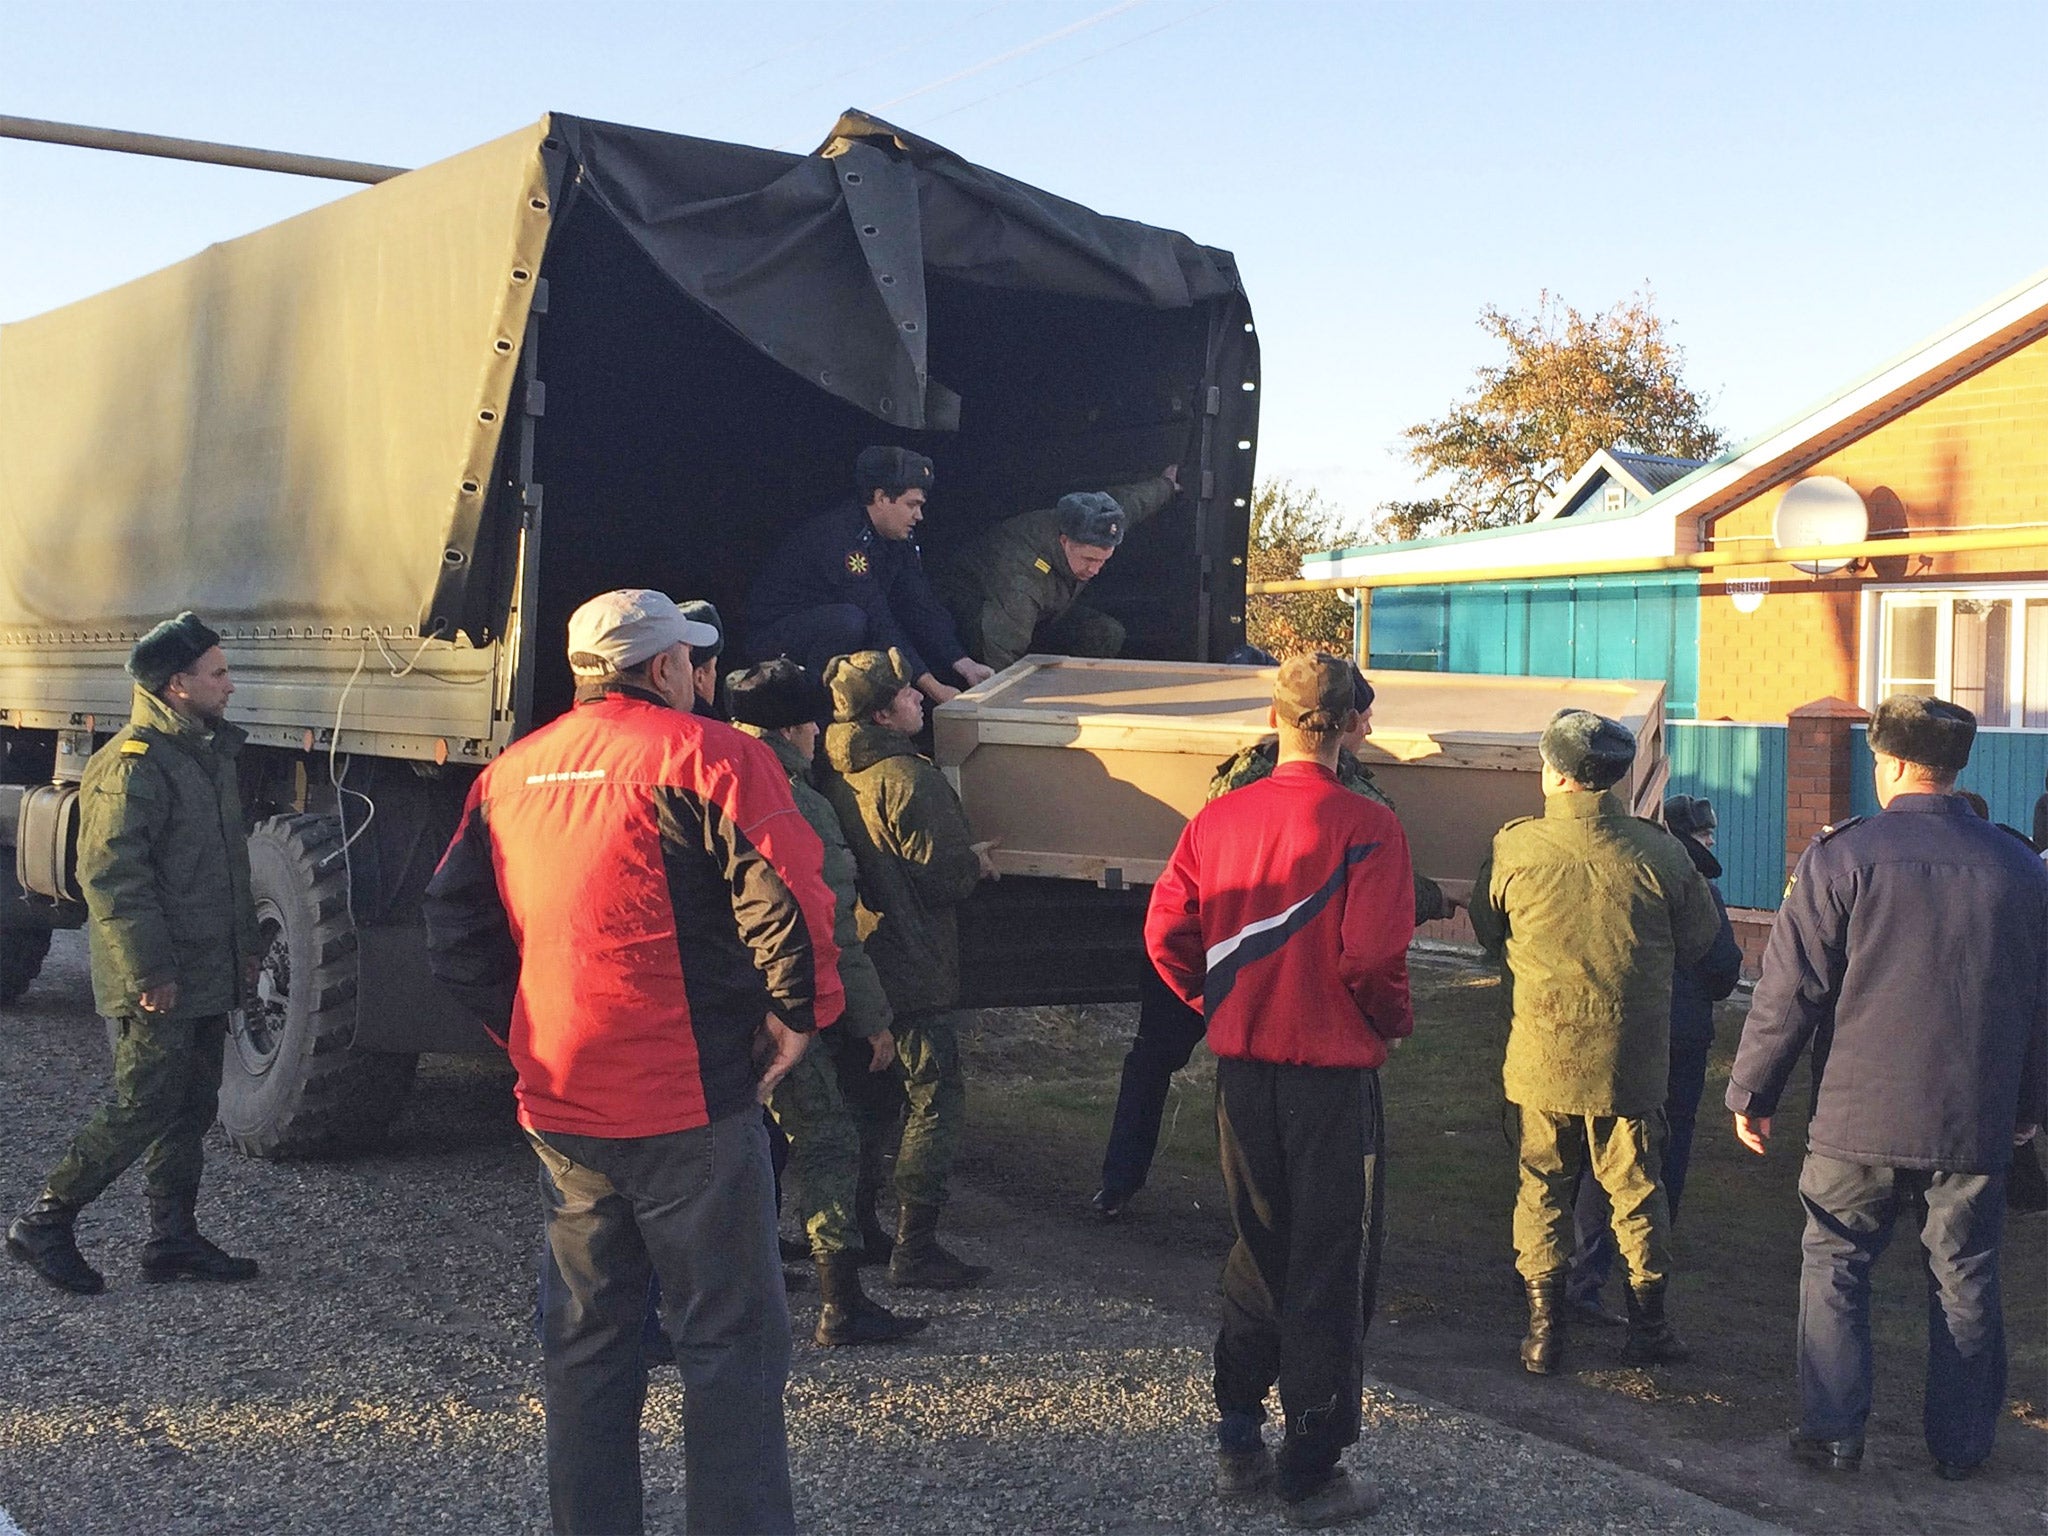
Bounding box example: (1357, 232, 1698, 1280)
(1666, 722, 1789, 910)
(1366, 572, 1700, 717)
(1851, 725, 2048, 830)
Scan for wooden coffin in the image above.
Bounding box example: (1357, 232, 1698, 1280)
(931, 656, 1668, 891)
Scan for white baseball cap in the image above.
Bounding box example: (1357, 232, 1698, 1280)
(566, 589, 719, 676)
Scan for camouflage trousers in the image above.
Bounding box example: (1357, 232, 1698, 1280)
(1512, 1105, 1670, 1289)
(1037, 604, 1124, 659)
(893, 1011, 965, 1210)
(45, 1013, 229, 1208)
(766, 1039, 863, 1261)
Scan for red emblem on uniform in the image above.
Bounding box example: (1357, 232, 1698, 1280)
(845, 550, 870, 576)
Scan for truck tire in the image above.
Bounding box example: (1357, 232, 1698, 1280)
(219, 814, 417, 1157)
(0, 928, 52, 1005)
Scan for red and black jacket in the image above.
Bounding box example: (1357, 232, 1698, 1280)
(1145, 760, 1414, 1068)
(424, 685, 844, 1138)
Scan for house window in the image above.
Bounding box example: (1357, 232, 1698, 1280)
(1870, 586, 2048, 728)
(1602, 485, 1628, 514)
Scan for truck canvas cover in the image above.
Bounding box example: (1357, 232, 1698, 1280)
(0, 110, 1253, 651)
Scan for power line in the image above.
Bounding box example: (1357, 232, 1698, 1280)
(725, 9, 877, 81)
(869, 0, 1150, 113)
(910, 0, 1234, 130)
(791, 2, 1015, 97)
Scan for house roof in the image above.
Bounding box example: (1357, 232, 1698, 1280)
(1535, 447, 1708, 522)
(1306, 259, 2048, 581)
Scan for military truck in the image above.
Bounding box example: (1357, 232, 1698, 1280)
(0, 111, 1261, 1155)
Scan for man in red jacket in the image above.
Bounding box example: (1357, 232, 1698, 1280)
(424, 589, 844, 1536)
(1147, 653, 1415, 1529)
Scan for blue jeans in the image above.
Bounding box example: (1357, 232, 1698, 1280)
(1796, 1153, 2008, 1467)
(528, 1110, 795, 1535)
(1097, 960, 1207, 1198)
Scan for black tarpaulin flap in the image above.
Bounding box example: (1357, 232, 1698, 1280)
(550, 111, 1244, 432)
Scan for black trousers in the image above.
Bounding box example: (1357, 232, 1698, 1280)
(1098, 961, 1208, 1198)
(1214, 1056, 1385, 1496)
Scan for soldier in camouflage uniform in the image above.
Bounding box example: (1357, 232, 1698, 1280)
(7, 614, 262, 1295)
(819, 649, 998, 1289)
(932, 468, 1180, 673)
(727, 659, 928, 1347)
(1471, 709, 1721, 1376)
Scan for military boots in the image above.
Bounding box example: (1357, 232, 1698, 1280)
(888, 1202, 990, 1290)
(1619, 1281, 1691, 1365)
(1520, 1276, 1565, 1375)
(814, 1254, 929, 1346)
(854, 1138, 894, 1267)
(140, 1195, 259, 1284)
(6, 1191, 105, 1295)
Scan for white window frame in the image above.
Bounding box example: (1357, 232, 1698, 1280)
(1602, 484, 1628, 514)
(1859, 581, 2048, 729)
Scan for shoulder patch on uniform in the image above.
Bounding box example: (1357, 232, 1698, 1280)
(119, 739, 150, 755)
(845, 550, 871, 577)
(1032, 557, 1052, 574)
(1815, 816, 1866, 843)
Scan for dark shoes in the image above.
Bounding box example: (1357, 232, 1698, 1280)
(1565, 1293, 1626, 1329)
(814, 1255, 929, 1347)
(853, 1141, 895, 1267)
(1619, 1281, 1691, 1366)
(1934, 1459, 1982, 1482)
(1215, 1445, 1274, 1499)
(1520, 1276, 1564, 1375)
(1788, 1433, 1863, 1472)
(888, 1203, 990, 1290)
(6, 1193, 105, 1295)
(140, 1196, 258, 1284)
(1089, 1187, 1132, 1221)
(1279, 1469, 1383, 1528)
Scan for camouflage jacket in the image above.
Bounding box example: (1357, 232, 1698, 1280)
(78, 686, 261, 1019)
(1208, 736, 1448, 925)
(738, 726, 893, 1040)
(820, 720, 983, 1016)
(932, 476, 1176, 671)
(1471, 790, 1722, 1117)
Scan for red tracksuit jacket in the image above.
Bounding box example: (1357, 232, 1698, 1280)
(423, 686, 844, 1138)
(1145, 760, 1414, 1068)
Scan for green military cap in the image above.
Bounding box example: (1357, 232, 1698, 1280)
(1057, 491, 1127, 549)
(1867, 693, 1975, 771)
(127, 611, 221, 693)
(1539, 708, 1635, 790)
(824, 648, 917, 722)
(1273, 652, 1356, 730)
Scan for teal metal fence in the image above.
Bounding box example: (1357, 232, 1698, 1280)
(1665, 721, 1789, 910)
(1368, 572, 1701, 719)
(1850, 726, 2048, 830)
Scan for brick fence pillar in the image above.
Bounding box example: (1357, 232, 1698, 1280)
(1785, 696, 1869, 878)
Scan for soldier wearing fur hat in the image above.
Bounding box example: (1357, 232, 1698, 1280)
(932, 468, 1180, 673)
(817, 649, 999, 1289)
(7, 613, 262, 1295)
(1729, 694, 2048, 1481)
(745, 447, 993, 705)
(727, 658, 927, 1346)
(1471, 709, 1721, 1377)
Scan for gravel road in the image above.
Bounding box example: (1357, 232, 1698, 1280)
(0, 933, 1777, 1535)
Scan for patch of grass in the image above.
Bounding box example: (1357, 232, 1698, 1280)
(956, 951, 2047, 1452)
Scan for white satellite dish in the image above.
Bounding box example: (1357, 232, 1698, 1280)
(1772, 476, 1868, 575)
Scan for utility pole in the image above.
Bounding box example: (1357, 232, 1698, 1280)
(0, 115, 407, 184)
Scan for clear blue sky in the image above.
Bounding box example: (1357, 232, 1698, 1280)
(7, 0, 2048, 529)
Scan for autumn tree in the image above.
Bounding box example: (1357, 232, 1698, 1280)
(1377, 288, 1726, 540)
(1246, 480, 1358, 657)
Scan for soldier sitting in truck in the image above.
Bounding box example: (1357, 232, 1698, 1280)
(745, 447, 994, 707)
(930, 467, 1181, 674)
